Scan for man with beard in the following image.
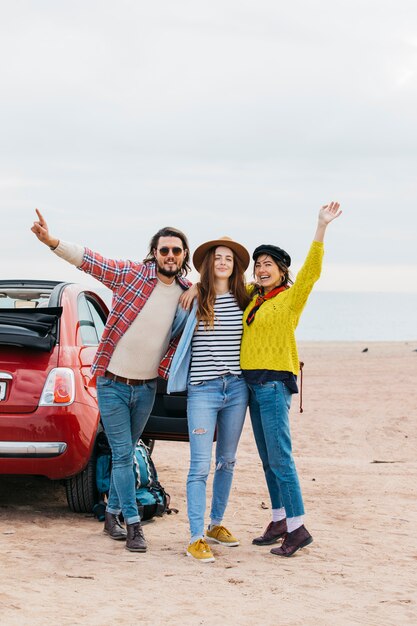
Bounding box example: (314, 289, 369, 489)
(31, 210, 191, 553)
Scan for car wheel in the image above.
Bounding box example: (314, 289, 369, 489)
(141, 438, 155, 455)
(65, 454, 98, 513)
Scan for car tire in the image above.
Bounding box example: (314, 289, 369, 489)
(65, 454, 98, 513)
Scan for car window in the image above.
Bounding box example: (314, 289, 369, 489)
(77, 294, 99, 345)
(85, 297, 106, 341)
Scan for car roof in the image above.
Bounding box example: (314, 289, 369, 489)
(0, 280, 61, 294)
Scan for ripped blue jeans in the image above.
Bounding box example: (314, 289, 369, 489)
(186, 374, 248, 542)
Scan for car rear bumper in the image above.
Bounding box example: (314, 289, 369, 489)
(0, 402, 99, 479)
(0, 441, 67, 457)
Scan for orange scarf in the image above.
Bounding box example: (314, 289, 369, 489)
(246, 285, 288, 326)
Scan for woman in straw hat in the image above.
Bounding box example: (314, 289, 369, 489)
(168, 236, 251, 563)
(240, 202, 342, 557)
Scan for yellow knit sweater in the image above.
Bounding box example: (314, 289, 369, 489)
(240, 241, 324, 374)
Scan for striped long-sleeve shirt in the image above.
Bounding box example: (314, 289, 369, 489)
(189, 292, 243, 384)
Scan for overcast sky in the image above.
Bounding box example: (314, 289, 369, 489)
(1, 0, 417, 292)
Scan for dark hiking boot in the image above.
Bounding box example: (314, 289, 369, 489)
(104, 511, 127, 541)
(252, 519, 287, 546)
(270, 525, 313, 557)
(126, 522, 147, 552)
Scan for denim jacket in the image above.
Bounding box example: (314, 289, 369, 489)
(170, 304, 190, 340)
(167, 302, 198, 394)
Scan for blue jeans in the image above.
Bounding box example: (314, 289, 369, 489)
(248, 381, 305, 518)
(186, 374, 248, 542)
(96, 376, 157, 524)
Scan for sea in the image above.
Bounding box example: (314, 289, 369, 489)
(296, 291, 416, 342)
(99, 289, 416, 342)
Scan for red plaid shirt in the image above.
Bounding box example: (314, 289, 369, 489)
(80, 248, 190, 379)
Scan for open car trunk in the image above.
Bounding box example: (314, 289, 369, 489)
(0, 307, 63, 352)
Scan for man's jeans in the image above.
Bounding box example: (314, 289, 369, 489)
(186, 374, 248, 542)
(96, 376, 157, 524)
(248, 381, 305, 518)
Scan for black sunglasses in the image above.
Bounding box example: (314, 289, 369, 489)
(157, 246, 184, 257)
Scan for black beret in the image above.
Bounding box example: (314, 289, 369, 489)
(252, 244, 291, 268)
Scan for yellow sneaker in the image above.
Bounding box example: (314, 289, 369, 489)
(186, 538, 215, 563)
(206, 525, 239, 546)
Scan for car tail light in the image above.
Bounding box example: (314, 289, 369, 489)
(39, 368, 75, 406)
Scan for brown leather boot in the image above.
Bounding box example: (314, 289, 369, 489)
(104, 511, 127, 541)
(270, 525, 313, 557)
(126, 522, 147, 552)
(252, 519, 287, 545)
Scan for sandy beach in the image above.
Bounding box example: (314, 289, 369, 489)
(1, 341, 416, 626)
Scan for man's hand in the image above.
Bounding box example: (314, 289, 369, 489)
(31, 209, 59, 248)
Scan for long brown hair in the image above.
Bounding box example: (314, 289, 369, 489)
(197, 248, 251, 329)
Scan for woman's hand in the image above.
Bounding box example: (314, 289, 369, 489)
(314, 201, 342, 242)
(318, 201, 342, 225)
(180, 283, 198, 310)
(31, 209, 59, 248)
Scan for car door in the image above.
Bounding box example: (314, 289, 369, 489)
(76, 292, 108, 392)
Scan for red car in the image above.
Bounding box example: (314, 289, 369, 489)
(0, 279, 188, 512)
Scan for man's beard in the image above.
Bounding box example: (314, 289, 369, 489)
(157, 262, 180, 277)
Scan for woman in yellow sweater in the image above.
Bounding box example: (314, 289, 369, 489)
(240, 202, 342, 557)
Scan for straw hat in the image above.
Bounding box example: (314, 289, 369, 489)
(193, 236, 250, 272)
